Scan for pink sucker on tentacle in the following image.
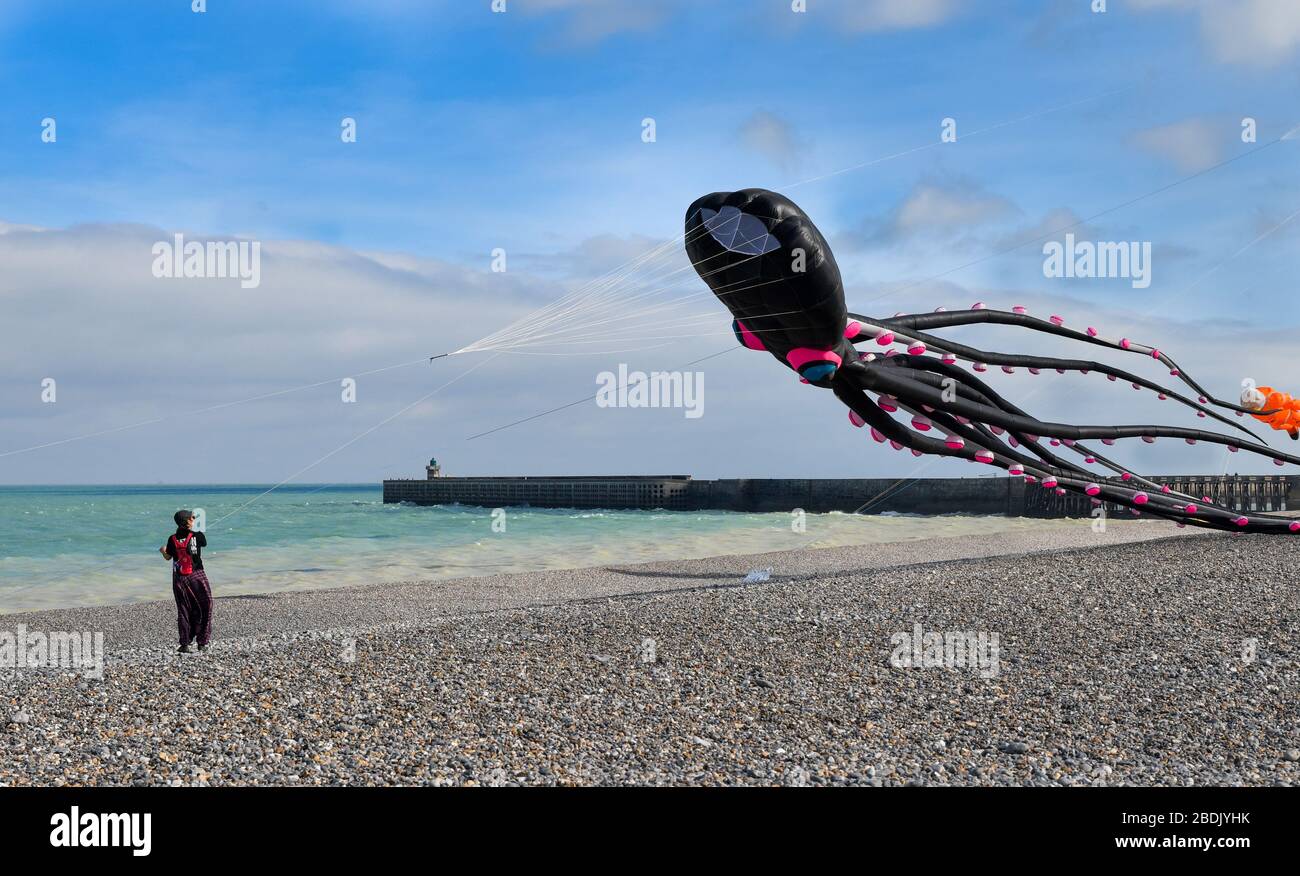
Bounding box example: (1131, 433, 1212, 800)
(1161, 485, 1171, 493)
(1228, 446, 1238, 453)
(1050, 315, 1064, 326)
(1050, 439, 1061, 447)
(1157, 393, 1167, 400)
(1023, 434, 1039, 443)
(1084, 456, 1096, 464)
(1121, 472, 1133, 481)
(1198, 396, 1208, 404)
(889, 440, 903, 451)
(911, 414, 933, 431)
(1134, 492, 1149, 505)
(858, 351, 876, 362)
(971, 301, 985, 310)
(941, 353, 957, 365)
(1235, 516, 1249, 528)
(844, 320, 862, 339)
(878, 396, 899, 413)
(1120, 338, 1131, 350)
(1275, 458, 1286, 467)
(1185, 438, 1196, 445)
(922, 404, 935, 413)
(1091, 498, 1102, 506)
(953, 415, 970, 425)
(1042, 476, 1059, 488)
(870, 427, 886, 443)
(884, 349, 899, 357)
(1132, 383, 1141, 390)
(1196, 411, 1206, 418)
(1290, 521, 1300, 533)
(1056, 488, 1066, 496)
(934, 306, 947, 313)
(1185, 504, 1198, 514)
(1130, 508, 1141, 517)
(1029, 367, 1040, 375)
(1151, 349, 1160, 359)
(1012, 305, 1027, 314)
(734, 320, 766, 351)
(848, 410, 865, 428)
(907, 342, 927, 356)
(1141, 435, 1156, 444)
(1009, 464, 1025, 476)
(1056, 368, 1065, 374)
(786, 347, 842, 374)
(1101, 438, 1115, 446)
(911, 449, 924, 457)
(1201, 496, 1211, 502)
(1025, 475, 1038, 484)
(1085, 483, 1101, 496)
(1062, 439, 1075, 447)
(1170, 368, 1180, 376)
(1001, 366, 1015, 374)
(944, 435, 966, 450)
(974, 450, 995, 464)
(989, 425, 1005, 436)
(1008, 436, 1020, 448)
(876, 331, 895, 346)
(1087, 327, 1099, 337)
(1107, 374, 1117, 382)
(972, 362, 988, 372)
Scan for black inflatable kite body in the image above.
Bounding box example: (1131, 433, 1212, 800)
(685, 188, 1300, 534)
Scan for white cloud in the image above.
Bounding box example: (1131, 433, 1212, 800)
(848, 179, 1019, 250)
(1133, 0, 1300, 67)
(1131, 116, 1227, 172)
(3, 219, 1295, 484)
(893, 182, 1017, 232)
(515, 0, 677, 45)
(831, 0, 962, 32)
(738, 111, 803, 171)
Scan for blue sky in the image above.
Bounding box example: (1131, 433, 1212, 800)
(2, 0, 1299, 484)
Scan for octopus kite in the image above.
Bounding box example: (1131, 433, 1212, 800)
(685, 188, 1300, 534)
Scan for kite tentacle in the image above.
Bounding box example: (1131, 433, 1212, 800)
(833, 375, 1249, 528)
(837, 365, 1297, 533)
(845, 359, 1300, 468)
(875, 358, 1105, 479)
(847, 315, 1264, 441)
(877, 356, 1204, 500)
(870, 308, 1264, 416)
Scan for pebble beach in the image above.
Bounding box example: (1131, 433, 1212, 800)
(3, 522, 1298, 786)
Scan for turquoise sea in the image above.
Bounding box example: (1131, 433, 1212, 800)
(0, 484, 1095, 613)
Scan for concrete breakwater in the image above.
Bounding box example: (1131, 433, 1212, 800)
(383, 472, 1296, 517)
